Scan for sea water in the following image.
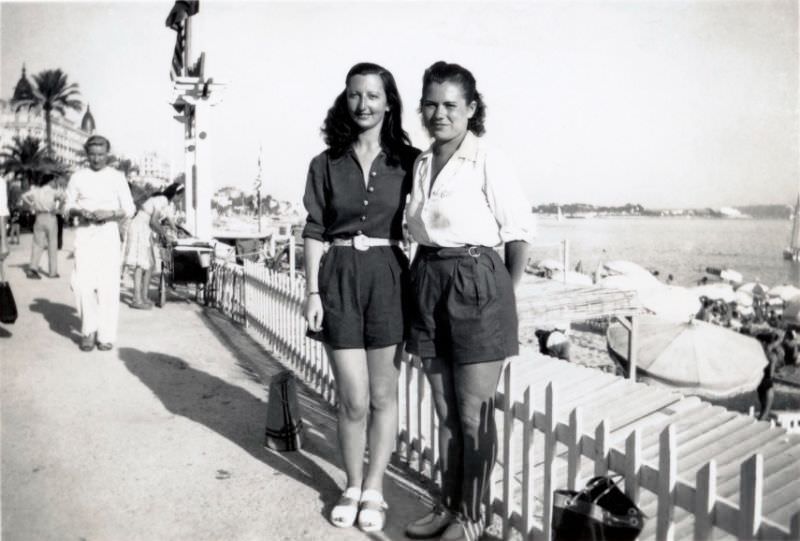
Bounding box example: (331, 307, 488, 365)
(531, 217, 800, 288)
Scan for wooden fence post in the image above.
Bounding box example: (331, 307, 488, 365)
(594, 420, 610, 477)
(694, 460, 716, 541)
(543, 382, 557, 541)
(521, 387, 534, 541)
(568, 407, 582, 490)
(657, 424, 676, 541)
(739, 454, 763, 540)
(625, 429, 641, 503)
(502, 363, 514, 540)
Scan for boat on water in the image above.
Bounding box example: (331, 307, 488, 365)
(783, 194, 800, 261)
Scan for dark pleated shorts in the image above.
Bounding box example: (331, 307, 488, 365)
(309, 245, 409, 350)
(406, 246, 519, 364)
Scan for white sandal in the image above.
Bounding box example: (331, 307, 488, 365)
(330, 487, 361, 528)
(357, 489, 388, 532)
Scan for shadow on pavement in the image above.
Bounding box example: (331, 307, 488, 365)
(0, 325, 11, 338)
(29, 298, 81, 344)
(118, 347, 342, 521)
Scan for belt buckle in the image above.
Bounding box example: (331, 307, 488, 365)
(352, 234, 369, 251)
(467, 246, 481, 258)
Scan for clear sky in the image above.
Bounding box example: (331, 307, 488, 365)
(2, 0, 798, 209)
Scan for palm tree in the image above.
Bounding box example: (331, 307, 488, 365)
(11, 69, 83, 158)
(0, 135, 47, 190)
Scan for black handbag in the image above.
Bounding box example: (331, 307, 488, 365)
(553, 475, 644, 541)
(0, 281, 18, 324)
(263, 370, 304, 452)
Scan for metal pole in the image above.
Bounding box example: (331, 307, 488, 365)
(628, 315, 638, 380)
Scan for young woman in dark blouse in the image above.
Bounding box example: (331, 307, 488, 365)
(302, 62, 419, 532)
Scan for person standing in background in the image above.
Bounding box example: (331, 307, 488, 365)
(0, 176, 9, 282)
(64, 135, 135, 352)
(124, 183, 182, 309)
(21, 173, 64, 279)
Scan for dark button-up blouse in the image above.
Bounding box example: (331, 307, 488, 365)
(302, 145, 420, 242)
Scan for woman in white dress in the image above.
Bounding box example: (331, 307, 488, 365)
(124, 183, 182, 309)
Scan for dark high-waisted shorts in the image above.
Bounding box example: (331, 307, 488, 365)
(406, 245, 519, 364)
(310, 245, 408, 350)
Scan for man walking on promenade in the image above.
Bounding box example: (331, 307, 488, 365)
(64, 135, 135, 351)
(21, 173, 63, 279)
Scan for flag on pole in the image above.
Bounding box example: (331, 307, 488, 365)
(165, 0, 199, 80)
(253, 144, 263, 192)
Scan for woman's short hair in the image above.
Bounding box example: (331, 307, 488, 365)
(421, 61, 486, 136)
(321, 62, 411, 161)
(84, 135, 111, 152)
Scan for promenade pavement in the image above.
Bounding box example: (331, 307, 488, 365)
(1, 229, 432, 541)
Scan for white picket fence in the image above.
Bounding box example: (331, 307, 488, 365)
(207, 259, 799, 540)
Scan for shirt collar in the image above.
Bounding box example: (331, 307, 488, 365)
(419, 131, 480, 164)
(330, 146, 387, 165)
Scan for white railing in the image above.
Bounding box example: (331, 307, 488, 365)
(210, 261, 798, 541)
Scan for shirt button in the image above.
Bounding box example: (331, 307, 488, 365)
(363, 200, 369, 206)
(360, 216, 367, 221)
(368, 186, 375, 192)
(370, 171, 377, 177)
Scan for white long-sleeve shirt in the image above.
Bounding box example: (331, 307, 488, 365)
(406, 131, 535, 248)
(64, 167, 135, 218)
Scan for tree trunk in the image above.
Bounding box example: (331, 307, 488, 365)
(44, 108, 53, 158)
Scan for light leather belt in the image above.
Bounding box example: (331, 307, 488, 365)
(331, 234, 401, 251)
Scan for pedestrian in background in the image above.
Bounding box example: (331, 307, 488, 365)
(21, 173, 64, 279)
(124, 183, 182, 309)
(404, 61, 534, 541)
(0, 176, 9, 282)
(64, 135, 135, 351)
(302, 62, 419, 532)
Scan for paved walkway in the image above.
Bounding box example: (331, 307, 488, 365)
(1, 230, 430, 541)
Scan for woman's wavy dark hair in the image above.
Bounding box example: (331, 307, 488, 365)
(154, 182, 184, 201)
(321, 62, 410, 161)
(420, 61, 486, 136)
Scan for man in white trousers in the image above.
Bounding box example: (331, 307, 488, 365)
(64, 135, 135, 351)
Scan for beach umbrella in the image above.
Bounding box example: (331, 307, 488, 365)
(689, 283, 736, 303)
(734, 290, 754, 308)
(607, 314, 766, 399)
(737, 282, 770, 297)
(768, 284, 800, 302)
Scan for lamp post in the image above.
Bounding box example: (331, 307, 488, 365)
(170, 70, 225, 240)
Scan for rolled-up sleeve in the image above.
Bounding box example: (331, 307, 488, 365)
(302, 156, 327, 241)
(484, 150, 536, 244)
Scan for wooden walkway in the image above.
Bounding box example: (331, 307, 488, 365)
(515, 276, 640, 341)
(499, 348, 800, 540)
